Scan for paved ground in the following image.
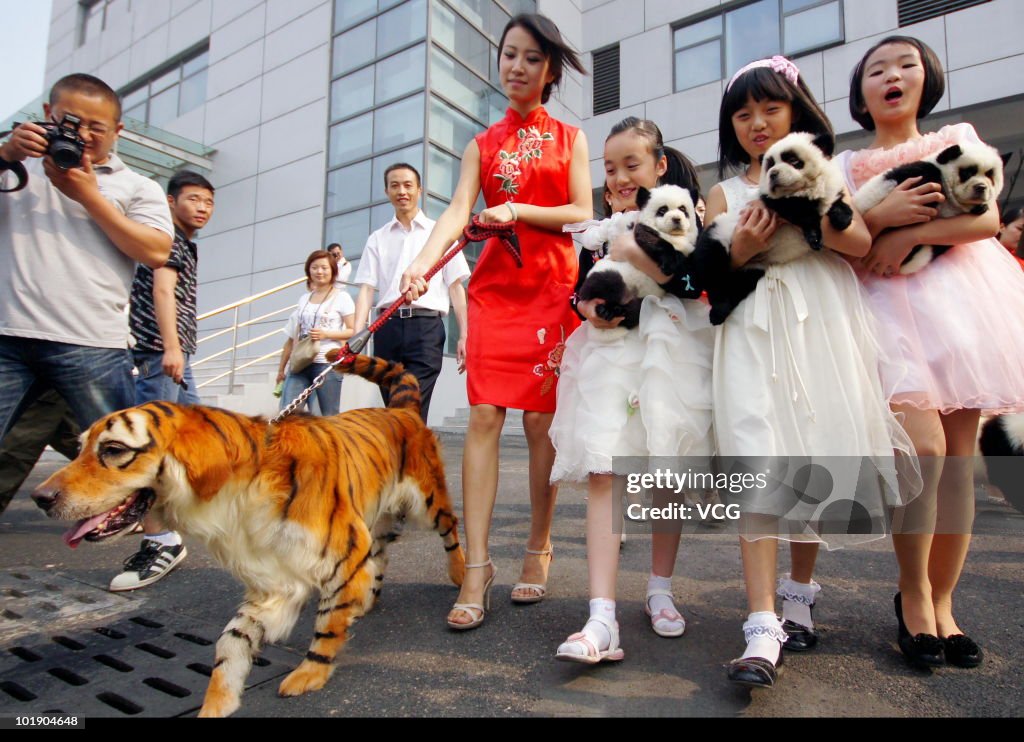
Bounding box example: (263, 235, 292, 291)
(1, 444, 1022, 718)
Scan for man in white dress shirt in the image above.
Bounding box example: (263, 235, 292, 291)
(354, 163, 469, 422)
(328, 242, 352, 287)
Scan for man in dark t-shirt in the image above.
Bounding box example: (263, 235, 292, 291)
(112, 170, 215, 592)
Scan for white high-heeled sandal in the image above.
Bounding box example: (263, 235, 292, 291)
(510, 547, 552, 604)
(447, 559, 495, 631)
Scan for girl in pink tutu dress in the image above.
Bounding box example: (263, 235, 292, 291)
(837, 35, 1024, 669)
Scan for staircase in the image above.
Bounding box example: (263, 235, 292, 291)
(192, 356, 385, 418)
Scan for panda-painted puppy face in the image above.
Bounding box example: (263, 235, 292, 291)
(635, 184, 697, 241)
(934, 142, 1004, 213)
(760, 132, 834, 200)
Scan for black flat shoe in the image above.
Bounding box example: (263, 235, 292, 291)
(728, 650, 784, 688)
(782, 619, 819, 652)
(894, 593, 944, 668)
(944, 634, 983, 668)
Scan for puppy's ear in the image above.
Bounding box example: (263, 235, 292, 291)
(811, 133, 835, 158)
(1001, 151, 1013, 167)
(168, 412, 233, 501)
(935, 145, 963, 166)
(635, 187, 651, 210)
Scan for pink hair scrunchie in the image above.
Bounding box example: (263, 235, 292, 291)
(726, 55, 801, 92)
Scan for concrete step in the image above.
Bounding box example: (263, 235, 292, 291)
(434, 407, 525, 440)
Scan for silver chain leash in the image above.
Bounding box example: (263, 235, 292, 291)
(270, 329, 371, 424)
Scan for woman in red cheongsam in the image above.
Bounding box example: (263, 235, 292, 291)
(403, 13, 591, 630)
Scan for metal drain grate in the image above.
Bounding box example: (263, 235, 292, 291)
(0, 611, 296, 717)
(1, 569, 134, 645)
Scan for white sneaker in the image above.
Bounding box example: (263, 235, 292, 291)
(109, 539, 187, 592)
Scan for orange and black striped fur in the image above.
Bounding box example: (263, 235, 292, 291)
(32, 355, 465, 718)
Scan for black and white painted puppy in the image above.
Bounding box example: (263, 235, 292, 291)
(853, 141, 1005, 274)
(694, 132, 854, 326)
(577, 184, 699, 333)
(979, 414, 1024, 514)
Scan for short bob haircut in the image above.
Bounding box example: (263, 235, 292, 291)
(497, 14, 585, 105)
(848, 35, 945, 132)
(304, 249, 338, 289)
(718, 64, 834, 178)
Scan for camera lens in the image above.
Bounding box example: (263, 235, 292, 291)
(49, 140, 83, 170)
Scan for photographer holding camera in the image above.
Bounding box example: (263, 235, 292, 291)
(0, 74, 172, 479)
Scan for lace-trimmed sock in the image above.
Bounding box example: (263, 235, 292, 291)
(740, 611, 785, 664)
(778, 574, 821, 629)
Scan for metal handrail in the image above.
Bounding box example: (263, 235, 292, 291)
(197, 349, 285, 390)
(194, 277, 366, 394)
(196, 305, 293, 346)
(197, 277, 306, 321)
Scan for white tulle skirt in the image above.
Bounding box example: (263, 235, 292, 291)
(550, 294, 715, 483)
(713, 251, 921, 548)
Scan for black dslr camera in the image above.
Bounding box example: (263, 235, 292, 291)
(40, 114, 87, 170)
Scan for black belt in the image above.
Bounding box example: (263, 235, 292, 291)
(376, 306, 442, 319)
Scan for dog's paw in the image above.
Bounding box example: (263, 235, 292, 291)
(279, 661, 334, 697)
(198, 679, 240, 718)
(448, 545, 466, 586)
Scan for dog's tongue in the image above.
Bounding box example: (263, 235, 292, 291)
(63, 514, 107, 549)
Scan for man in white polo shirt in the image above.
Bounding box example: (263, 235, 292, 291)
(0, 73, 172, 446)
(354, 162, 469, 422)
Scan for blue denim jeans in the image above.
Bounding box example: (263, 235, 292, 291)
(281, 362, 342, 416)
(0, 335, 136, 439)
(133, 349, 201, 405)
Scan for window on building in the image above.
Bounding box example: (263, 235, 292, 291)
(79, 0, 125, 46)
(673, 0, 844, 92)
(592, 44, 620, 115)
(121, 46, 209, 127)
(897, 0, 991, 26)
(325, 0, 534, 287)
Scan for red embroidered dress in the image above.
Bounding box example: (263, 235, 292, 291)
(467, 106, 581, 412)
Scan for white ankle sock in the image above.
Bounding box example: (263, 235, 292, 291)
(647, 575, 677, 615)
(740, 611, 785, 664)
(145, 531, 182, 547)
(584, 599, 615, 651)
(778, 574, 821, 629)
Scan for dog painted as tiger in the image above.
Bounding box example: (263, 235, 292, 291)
(31, 354, 466, 718)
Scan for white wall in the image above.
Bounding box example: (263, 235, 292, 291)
(574, 0, 1024, 172)
(46, 0, 334, 344)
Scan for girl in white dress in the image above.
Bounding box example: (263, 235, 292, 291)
(706, 57, 917, 688)
(551, 118, 715, 662)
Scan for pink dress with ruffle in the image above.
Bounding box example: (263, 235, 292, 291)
(836, 123, 1024, 414)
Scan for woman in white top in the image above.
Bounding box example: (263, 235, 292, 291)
(277, 250, 355, 416)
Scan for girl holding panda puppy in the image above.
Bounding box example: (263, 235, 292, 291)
(837, 36, 1024, 669)
(694, 57, 917, 688)
(550, 118, 715, 662)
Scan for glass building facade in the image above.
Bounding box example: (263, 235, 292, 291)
(325, 0, 536, 272)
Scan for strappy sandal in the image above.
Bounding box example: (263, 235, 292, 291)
(511, 547, 552, 604)
(645, 588, 686, 638)
(447, 559, 495, 631)
(555, 614, 625, 664)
